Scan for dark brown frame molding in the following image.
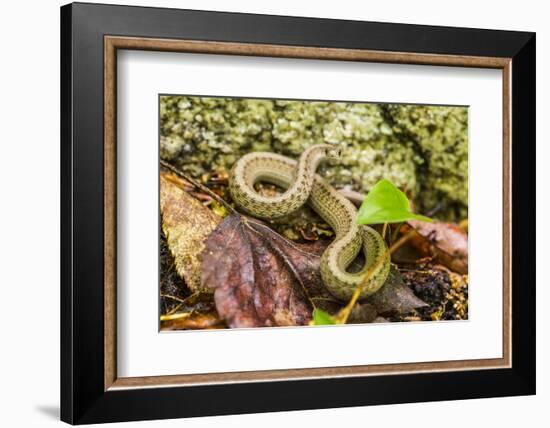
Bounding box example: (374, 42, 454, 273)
(104, 36, 512, 391)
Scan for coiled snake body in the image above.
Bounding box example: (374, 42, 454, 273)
(229, 144, 390, 301)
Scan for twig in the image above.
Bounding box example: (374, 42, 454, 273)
(311, 296, 341, 303)
(160, 159, 238, 215)
(390, 222, 404, 245)
(162, 291, 201, 315)
(160, 311, 193, 322)
(397, 268, 432, 274)
(426, 202, 442, 217)
(337, 188, 364, 207)
(160, 293, 193, 304)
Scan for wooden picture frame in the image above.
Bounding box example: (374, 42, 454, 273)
(61, 2, 535, 424)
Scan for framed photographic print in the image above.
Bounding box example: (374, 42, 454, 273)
(60, 2, 536, 424)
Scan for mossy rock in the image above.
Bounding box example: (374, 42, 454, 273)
(160, 96, 468, 221)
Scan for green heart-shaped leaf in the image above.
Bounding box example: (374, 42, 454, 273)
(357, 179, 432, 225)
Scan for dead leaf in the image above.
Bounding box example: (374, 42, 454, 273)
(406, 220, 468, 274)
(160, 231, 189, 315)
(201, 215, 329, 328)
(367, 267, 428, 314)
(160, 172, 221, 292)
(348, 303, 377, 324)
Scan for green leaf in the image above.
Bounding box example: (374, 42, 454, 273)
(311, 308, 336, 325)
(357, 179, 433, 225)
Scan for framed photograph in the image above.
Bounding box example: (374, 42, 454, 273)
(60, 2, 535, 424)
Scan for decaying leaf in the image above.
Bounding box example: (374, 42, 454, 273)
(348, 303, 378, 324)
(406, 220, 468, 274)
(160, 231, 189, 315)
(367, 267, 428, 314)
(160, 172, 221, 292)
(201, 215, 328, 328)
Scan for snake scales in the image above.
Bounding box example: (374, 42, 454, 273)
(229, 144, 390, 301)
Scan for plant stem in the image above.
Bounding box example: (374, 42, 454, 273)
(390, 222, 404, 245)
(162, 291, 201, 315)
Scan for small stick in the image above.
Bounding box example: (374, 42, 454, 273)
(160, 312, 192, 322)
(162, 291, 202, 316)
(338, 188, 364, 207)
(160, 159, 238, 215)
(390, 222, 404, 244)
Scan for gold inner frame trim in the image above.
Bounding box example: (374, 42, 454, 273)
(104, 35, 512, 391)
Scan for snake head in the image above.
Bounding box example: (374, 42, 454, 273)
(324, 145, 342, 161)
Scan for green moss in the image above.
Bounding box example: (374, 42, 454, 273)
(383, 104, 468, 219)
(160, 96, 468, 221)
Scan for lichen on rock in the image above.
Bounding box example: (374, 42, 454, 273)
(160, 96, 468, 221)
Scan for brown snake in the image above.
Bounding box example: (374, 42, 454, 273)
(229, 144, 390, 301)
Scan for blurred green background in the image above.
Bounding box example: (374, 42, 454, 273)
(160, 96, 468, 221)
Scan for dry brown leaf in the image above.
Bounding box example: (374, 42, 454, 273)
(406, 220, 468, 274)
(201, 215, 326, 328)
(368, 267, 428, 314)
(160, 172, 221, 292)
(348, 303, 378, 324)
